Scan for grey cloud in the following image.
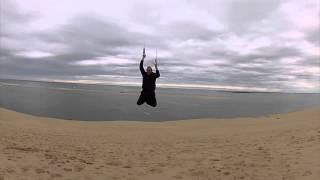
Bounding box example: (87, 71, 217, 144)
(0, 0, 31, 24)
(306, 28, 320, 46)
(193, 0, 282, 33)
(34, 15, 170, 64)
(158, 21, 221, 41)
(0, 0, 34, 37)
(230, 46, 302, 63)
(38, 16, 145, 59)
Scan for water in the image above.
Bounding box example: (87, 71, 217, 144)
(0, 79, 319, 121)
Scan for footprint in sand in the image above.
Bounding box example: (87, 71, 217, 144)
(172, 174, 183, 179)
(210, 158, 220, 162)
(63, 168, 73, 172)
(21, 166, 31, 172)
(257, 146, 264, 150)
(50, 173, 63, 178)
(307, 137, 315, 142)
(79, 159, 94, 165)
(74, 165, 85, 172)
(35, 168, 46, 174)
(149, 168, 163, 173)
(106, 161, 122, 167)
(302, 171, 312, 176)
(69, 156, 77, 160)
(223, 171, 230, 176)
(6, 168, 15, 174)
(123, 165, 132, 169)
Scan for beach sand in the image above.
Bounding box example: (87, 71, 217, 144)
(0, 107, 319, 180)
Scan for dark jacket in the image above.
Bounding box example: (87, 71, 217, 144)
(140, 60, 160, 91)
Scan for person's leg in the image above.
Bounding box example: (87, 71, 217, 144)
(146, 91, 157, 107)
(137, 91, 146, 105)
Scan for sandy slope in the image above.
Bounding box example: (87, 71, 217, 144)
(0, 107, 319, 180)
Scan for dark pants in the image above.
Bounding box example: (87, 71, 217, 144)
(137, 90, 157, 107)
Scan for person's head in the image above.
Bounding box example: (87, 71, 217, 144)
(146, 66, 153, 75)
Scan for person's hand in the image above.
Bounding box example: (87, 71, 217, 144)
(155, 59, 158, 69)
(142, 48, 146, 60)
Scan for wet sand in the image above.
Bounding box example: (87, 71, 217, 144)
(0, 107, 319, 180)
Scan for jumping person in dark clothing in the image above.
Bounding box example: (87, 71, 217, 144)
(137, 48, 160, 107)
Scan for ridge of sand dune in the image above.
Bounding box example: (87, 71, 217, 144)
(0, 107, 319, 180)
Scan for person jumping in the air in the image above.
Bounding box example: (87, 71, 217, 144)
(137, 48, 160, 107)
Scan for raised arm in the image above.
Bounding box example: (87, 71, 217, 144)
(140, 59, 146, 76)
(155, 59, 160, 78)
(140, 48, 146, 76)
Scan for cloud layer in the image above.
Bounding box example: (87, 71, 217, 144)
(0, 0, 319, 92)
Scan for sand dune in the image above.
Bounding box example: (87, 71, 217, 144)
(0, 107, 319, 180)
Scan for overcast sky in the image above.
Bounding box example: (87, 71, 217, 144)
(0, 0, 319, 92)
